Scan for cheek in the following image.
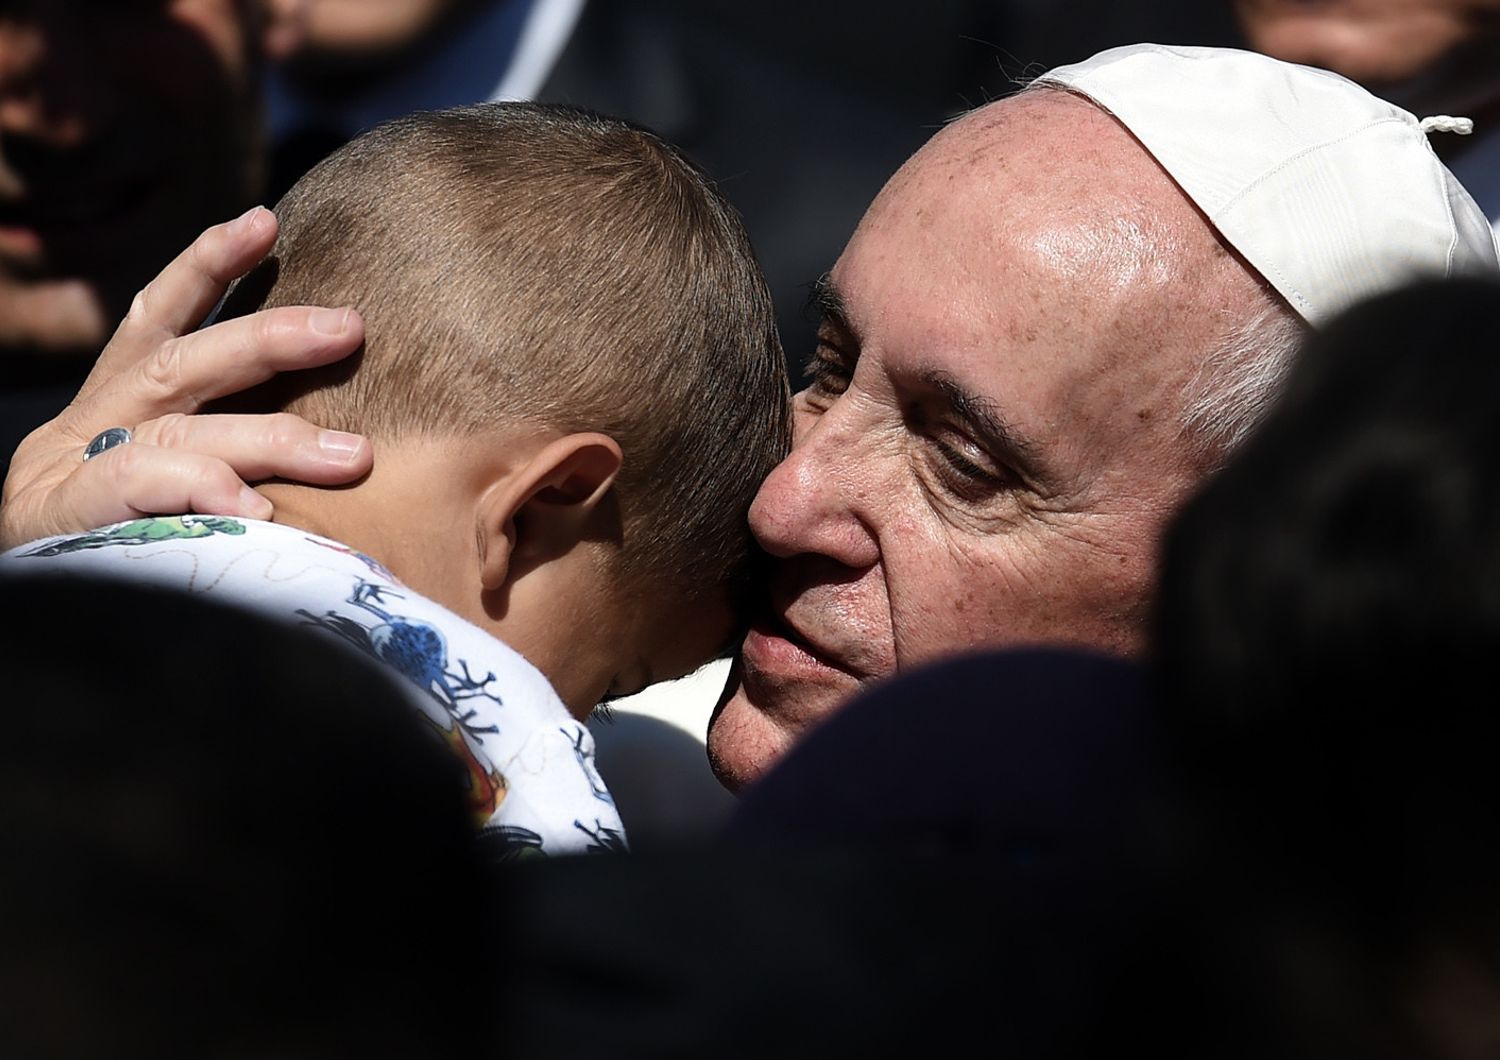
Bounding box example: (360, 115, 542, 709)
(876, 501, 988, 661)
(303, 0, 456, 52)
(880, 511, 1161, 663)
(881, 530, 1013, 662)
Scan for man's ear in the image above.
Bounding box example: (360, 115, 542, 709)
(477, 433, 624, 591)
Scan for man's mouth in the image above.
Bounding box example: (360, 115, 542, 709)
(741, 604, 851, 683)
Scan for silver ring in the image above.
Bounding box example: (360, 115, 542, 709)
(82, 427, 133, 462)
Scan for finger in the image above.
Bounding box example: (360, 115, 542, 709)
(5, 444, 276, 548)
(54, 304, 365, 440)
(122, 206, 278, 345)
(134, 412, 372, 484)
(73, 207, 281, 407)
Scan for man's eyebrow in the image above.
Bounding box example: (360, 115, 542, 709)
(807, 274, 855, 338)
(921, 369, 1052, 487)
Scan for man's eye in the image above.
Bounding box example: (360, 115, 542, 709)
(804, 347, 853, 397)
(930, 436, 1009, 500)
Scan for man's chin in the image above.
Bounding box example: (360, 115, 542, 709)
(705, 662, 862, 793)
(705, 685, 794, 793)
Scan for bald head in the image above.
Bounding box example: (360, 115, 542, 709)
(866, 88, 1297, 470)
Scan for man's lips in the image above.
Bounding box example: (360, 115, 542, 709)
(741, 608, 855, 684)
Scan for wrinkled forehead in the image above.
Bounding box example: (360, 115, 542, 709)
(876, 91, 1214, 263)
(849, 90, 1248, 360)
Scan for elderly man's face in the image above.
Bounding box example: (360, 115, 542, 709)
(0, 0, 258, 354)
(707, 92, 1271, 789)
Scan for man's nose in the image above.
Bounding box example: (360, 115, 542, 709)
(749, 403, 883, 570)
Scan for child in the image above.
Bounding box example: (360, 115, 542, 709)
(2, 103, 791, 856)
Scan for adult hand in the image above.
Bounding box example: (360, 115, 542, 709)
(0, 207, 372, 550)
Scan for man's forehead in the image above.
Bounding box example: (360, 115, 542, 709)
(869, 95, 1203, 258)
(916, 90, 1137, 179)
(838, 116, 1220, 355)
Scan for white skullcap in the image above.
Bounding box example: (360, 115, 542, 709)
(1035, 43, 1500, 325)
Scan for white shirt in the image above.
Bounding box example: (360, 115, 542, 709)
(1, 515, 625, 857)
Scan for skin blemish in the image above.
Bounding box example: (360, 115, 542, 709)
(1007, 316, 1040, 344)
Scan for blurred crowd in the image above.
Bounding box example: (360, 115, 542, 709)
(0, 0, 1250, 476)
(4, 2, 1500, 1058)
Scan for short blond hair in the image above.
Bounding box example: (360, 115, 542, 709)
(224, 103, 791, 599)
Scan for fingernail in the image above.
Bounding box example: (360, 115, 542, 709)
(230, 205, 266, 235)
(310, 307, 350, 336)
(239, 486, 273, 520)
(319, 430, 366, 462)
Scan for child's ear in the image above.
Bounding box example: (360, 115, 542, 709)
(476, 433, 624, 591)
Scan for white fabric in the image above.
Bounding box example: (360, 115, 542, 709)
(1, 516, 625, 857)
(1037, 44, 1500, 325)
(490, 0, 586, 103)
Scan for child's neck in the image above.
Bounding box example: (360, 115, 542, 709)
(258, 482, 409, 578)
(254, 431, 648, 720)
(257, 437, 480, 597)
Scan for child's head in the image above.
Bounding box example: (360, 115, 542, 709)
(226, 103, 791, 712)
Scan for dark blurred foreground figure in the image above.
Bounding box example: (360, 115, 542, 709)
(491, 650, 1170, 1059)
(1146, 277, 1500, 1059)
(0, 574, 494, 1059)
